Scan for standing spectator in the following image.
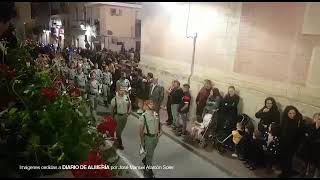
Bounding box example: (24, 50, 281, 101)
(149, 78, 164, 116)
(245, 130, 265, 170)
(217, 86, 240, 150)
(170, 80, 184, 130)
(255, 97, 280, 134)
(110, 63, 121, 102)
(278, 106, 304, 178)
(219, 86, 240, 132)
(135, 72, 151, 114)
(129, 71, 139, 110)
(177, 84, 191, 136)
(203, 88, 222, 116)
(165, 81, 175, 126)
(298, 113, 320, 177)
(196, 80, 213, 122)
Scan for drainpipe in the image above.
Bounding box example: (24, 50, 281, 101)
(187, 32, 197, 85)
(186, 2, 197, 85)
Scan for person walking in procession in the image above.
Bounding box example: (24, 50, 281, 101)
(88, 71, 101, 124)
(102, 65, 112, 106)
(75, 66, 88, 99)
(139, 100, 162, 178)
(111, 87, 131, 150)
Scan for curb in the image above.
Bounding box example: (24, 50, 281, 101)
(130, 112, 236, 177)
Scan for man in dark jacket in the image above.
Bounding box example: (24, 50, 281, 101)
(170, 80, 184, 130)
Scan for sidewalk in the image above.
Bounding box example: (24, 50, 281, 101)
(155, 108, 280, 178)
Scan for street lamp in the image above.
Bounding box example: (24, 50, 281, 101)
(80, 23, 85, 30)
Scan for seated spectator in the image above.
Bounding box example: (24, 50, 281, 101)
(255, 97, 280, 134)
(236, 114, 254, 162)
(245, 130, 265, 170)
(263, 122, 280, 173)
(196, 80, 213, 122)
(278, 106, 304, 178)
(231, 122, 245, 159)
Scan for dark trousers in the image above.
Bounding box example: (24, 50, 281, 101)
(280, 146, 296, 175)
(247, 139, 265, 166)
(166, 99, 173, 123)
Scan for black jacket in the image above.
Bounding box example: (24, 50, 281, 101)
(170, 88, 184, 105)
(280, 115, 304, 151)
(220, 94, 240, 116)
(297, 123, 320, 162)
(136, 77, 150, 100)
(256, 108, 280, 132)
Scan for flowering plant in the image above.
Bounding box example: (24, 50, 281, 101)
(97, 116, 117, 140)
(71, 151, 114, 178)
(0, 40, 119, 177)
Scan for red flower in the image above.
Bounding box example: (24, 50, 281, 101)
(41, 87, 59, 99)
(97, 116, 117, 137)
(69, 87, 81, 97)
(72, 151, 114, 178)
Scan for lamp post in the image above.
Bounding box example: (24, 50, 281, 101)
(23, 22, 26, 40)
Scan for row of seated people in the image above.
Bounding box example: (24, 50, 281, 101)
(165, 79, 320, 178)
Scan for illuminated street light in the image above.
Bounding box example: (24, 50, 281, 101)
(80, 23, 85, 30)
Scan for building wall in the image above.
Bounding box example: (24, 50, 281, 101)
(140, 2, 320, 124)
(14, 2, 32, 41)
(70, 3, 139, 50)
(99, 5, 136, 38)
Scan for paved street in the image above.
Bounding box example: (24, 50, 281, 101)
(94, 98, 232, 178)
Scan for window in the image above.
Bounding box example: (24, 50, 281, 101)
(111, 8, 122, 16)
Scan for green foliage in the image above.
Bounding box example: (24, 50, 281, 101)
(0, 40, 112, 174)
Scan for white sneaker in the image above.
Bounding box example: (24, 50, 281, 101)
(231, 153, 238, 158)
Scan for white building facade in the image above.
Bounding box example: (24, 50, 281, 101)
(70, 2, 141, 52)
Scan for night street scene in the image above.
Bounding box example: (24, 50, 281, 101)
(1, 1, 320, 178)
